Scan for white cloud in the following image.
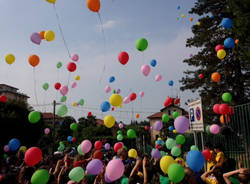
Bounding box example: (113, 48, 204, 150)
(96, 20, 117, 31)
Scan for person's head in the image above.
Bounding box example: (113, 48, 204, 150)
(205, 142, 213, 150)
(211, 167, 224, 184)
(117, 148, 127, 160)
(238, 170, 250, 184)
(214, 143, 223, 153)
(179, 167, 198, 184)
(18, 166, 35, 183)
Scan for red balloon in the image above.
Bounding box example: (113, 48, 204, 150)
(174, 98, 180, 105)
(72, 137, 77, 143)
(215, 44, 224, 52)
(145, 125, 149, 131)
(199, 74, 204, 79)
(219, 104, 230, 115)
(111, 107, 114, 111)
(54, 82, 61, 90)
(0, 95, 7, 102)
(155, 144, 160, 149)
(164, 97, 173, 107)
(94, 141, 102, 150)
(118, 51, 129, 65)
(202, 149, 212, 161)
(88, 112, 92, 117)
(129, 93, 137, 101)
(67, 62, 77, 72)
(25, 147, 42, 167)
(93, 150, 103, 160)
(114, 142, 123, 152)
(213, 104, 220, 114)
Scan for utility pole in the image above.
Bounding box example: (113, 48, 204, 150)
(52, 100, 61, 155)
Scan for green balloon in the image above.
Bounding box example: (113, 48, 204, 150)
(175, 135, 186, 145)
(123, 145, 127, 150)
(168, 163, 185, 183)
(127, 129, 136, 138)
(69, 167, 85, 182)
(161, 151, 166, 157)
(117, 130, 122, 135)
(113, 90, 116, 94)
(160, 175, 170, 184)
(77, 145, 84, 155)
(59, 141, 64, 146)
(117, 134, 123, 141)
(136, 38, 148, 52)
(121, 177, 129, 184)
(31, 169, 50, 184)
(42, 83, 49, 91)
(190, 145, 199, 151)
(70, 123, 78, 131)
(229, 177, 240, 184)
(172, 111, 179, 119)
(58, 145, 65, 152)
(206, 125, 210, 134)
(171, 146, 181, 157)
(56, 62, 62, 68)
(28, 111, 41, 123)
(78, 99, 84, 106)
(3, 153, 8, 159)
(162, 114, 170, 123)
(56, 105, 68, 117)
(166, 138, 176, 150)
(60, 96, 67, 102)
(222, 92, 232, 102)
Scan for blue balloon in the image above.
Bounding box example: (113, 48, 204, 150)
(218, 13, 222, 18)
(100, 101, 111, 112)
(177, 5, 180, 10)
(109, 76, 115, 83)
(150, 59, 157, 67)
(169, 126, 174, 131)
(67, 136, 73, 142)
(221, 18, 232, 29)
(8, 138, 21, 151)
(186, 150, 205, 172)
(210, 15, 214, 18)
(59, 121, 63, 126)
(168, 80, 174, 86)
(224, 38, 235, 49)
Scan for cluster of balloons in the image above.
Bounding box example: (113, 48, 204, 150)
(30, 30, 55, 45)
(213, 103, 233, 115)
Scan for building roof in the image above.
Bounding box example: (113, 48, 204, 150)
(0, 90, 30, 98)
(147, 112, 163, 119)
(42, 113, 62, 119)
(96, 119, 104, 125)
(0, 84, 18, 90)
(160, 104, 187, 114)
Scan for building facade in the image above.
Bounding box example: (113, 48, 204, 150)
(0, 84, 29, 103)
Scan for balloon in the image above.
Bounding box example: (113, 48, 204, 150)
(109, 76, 115, 83)
(0, 95, 7, 102)
(117, 134, 123, 141)
(160, 156, 175, 174)
(166, 138, 176, 150)
(42, 83, 49, 91)
(71, 82, 77, 88)
(39, 31, 45, 39)
(28, 111, 41, 123)
(153, 121, 163, 131)
(215, 44, 224, 52)
(105, 86, 111, 93)
(186, 150, 205, 172)
(181, 14, 185, 18)
(151, 149, 161, 159)
(217, 49, 226, 59)
(101, 101, 111, 112)
(129, 93, 137, 101)
(224, 38, 235, 49)
(31, 169, 50, 184)
(135, 113, 140, 119)
(206, 125, 211, 134)
(235, 39, 239, 44)
(77, 145, 84, 155)
(199, 74, 204, 79)
(87, 0, 100, 12)
(168, 80, 174, 86)
(104, 115, 115, 128)
(81, 140, 92, 154)
(164, 97, 173, 107)
(127, 129, 136, 138)
(189, 17, 194, 22)
(46, 0, 56, 3)
(44, 128, 50, 135)
(210, 124, 220, 134)
(72, 54, 79, 62)
(28, 55, 40, 67)
(219, 104, 230, 114)
(3, 145, 9, 152)
(87, 112, 92, 117)
(136, 38, 148, 52)
(141, 65, 151, 76)
(60, 85, 69, 96)
(8, 138, 21, 151)
(222, 92, 232, 102)
(72, 137, 77, 143)
(155, 74, 162, 82)
(30, 33, 41, 45)
(78, 99, 84, 106)
(172, 111, 179, 119)
(67, 62, 77, 72)
(56, 105, 68, 116)
(70, 123, 78, 131)
(94, 141, 102, 150)
(109, 94, 123, 107)
(44, 30, 55, 41)
(139, 91, 144, 98)
(114, 142, 123, 152)
(128, 149, 137, 159)
(202, 149, 212, 161)
(150, 59, 157, 67)
(118, 51, 129, 65)
(106, 159, 125, 181)
(104, 143, 110, 150)
(190, 145, 199, 151)
(168, 126, 174, 132)
(162, 114, 170, 123)
(197, 21, 201, 26)
(221, 18, 232, 29)
(54, 82, 61, 90)
(177, 5, 180, 10)
(171, 146, 181, 157)
(75, 75, 80, 80)
(69, 167, 85, 182)
(174, 98, 180, 105)
(86, 159, 103, 175)
(168, 163, 185, 183)
(176, 135, 185, 145)
(211, 72, 221, 82)
(174, 116, 190, 134)
(60, 96, 67, 102)
(118, 122, 123, 129)
(213, 104, 220, 114)
(25, 147, 42, 166)
(116, 89, 121, 94)
(19, 146, 27, 152)
(5, 54, 15, 65)
(56, 62, 62, 68)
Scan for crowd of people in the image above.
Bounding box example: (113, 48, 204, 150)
(0, 142, 249, 184)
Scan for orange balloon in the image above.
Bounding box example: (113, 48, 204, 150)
(39, 31, 45, 40)
(235, 39, 239, 44)
(220, 115, 224, 124)
(28, 55, 40, 67)
(211, 72, 221, 83)
(189, 17, 194, 22)
(87, 0, 100, 12)
(220, 115, 230, 124)
(136, 113, 140, 119)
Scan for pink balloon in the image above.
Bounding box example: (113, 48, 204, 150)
(71, 82, 77, 88)
(81, 140, 92, 154)
(67, 181, 75, 184)
(210, 124, 220, 134)
(155, 74, 162, 82)
(4, 145, 9, 152)
(105, 86, 111, 93)
(119, 123, 123, 129)
(44, 128, 50, 135)
(139, 91, 144, 97)
(60, 85, 69, 96)
(30, 33, 41, 45)
(106, 159, 125, 182)
(123, 96, 130, 104)
(71, 54, 79, 62)
(141, 65, 151, 76)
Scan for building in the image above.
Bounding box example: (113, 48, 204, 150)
(0, 84, 29, 103)
(42, 112, 63, 124)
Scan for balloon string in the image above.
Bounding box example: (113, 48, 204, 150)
(33, 68, 39, 105)
(53, 4, 71, 59)
(43, 91, 47, 112)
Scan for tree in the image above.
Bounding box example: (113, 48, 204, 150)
(180, 0, 250, 123)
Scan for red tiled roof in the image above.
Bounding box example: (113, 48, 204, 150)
(147, 112, 163, 119)
(96, 119, 104, 125)
(42, 113, 62, 119)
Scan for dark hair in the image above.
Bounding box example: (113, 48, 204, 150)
(238, 172, 250, 183)
(205, 142, 213, 149)
(214, 143, 223, 151)
(212, 167, 225, 184)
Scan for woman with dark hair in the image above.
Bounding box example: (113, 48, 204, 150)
(201, 167, 225, 184)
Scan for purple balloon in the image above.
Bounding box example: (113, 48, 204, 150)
(104, 143, 110, 150)
(174, 116, 190, 133)
(3, 145, 9, 152)
(153, 121, 163, 131)
(151, 148, 161, 159)
(116, 89, 121, 94)
(86, 159, 103, 175)
(30, 33, 41, 45)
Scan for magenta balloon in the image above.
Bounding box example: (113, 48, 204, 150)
(71, 54, 79, 62)
(139, 91, 144, 97)
(81, 140, 92, 154)
(174, 116, 190, 133)
(106, 159, 125, 181)
(153, 121, 163, 131)
(44, 128, 50, 135)
(105, 173, 113, 183)
(123, 96, 130, 104)
(105, 86, 111, 93)
(210, 124, 220, 134)
(151, 148, 161, 159)
(67, 181, 75, 184)
(4, 145, 9, 152)
(30, 32, 41, 45)
(155, 74, 162, 82)
(86, 159, 103, 175)
(119, 123, 124, 129)
(71, 82, 77, 88)
(104, 143, 110, 150)
(60, 85, 69, 96)
(141, 65, 151, 76)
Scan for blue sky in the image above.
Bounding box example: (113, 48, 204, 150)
(0, 0, 200, 123)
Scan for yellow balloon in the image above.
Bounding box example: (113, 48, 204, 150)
(109, 94, 123, 107)
(5, 54, 15, 65)
(104, 115, 115, 128)
(73, 102, 77, 107)
(75, 75, 80, 80)
(19, 146, 27, 152)
(160, 156, 175, 174)
(173, 129, 177, 134)
(197, 21, 201, 26)
(175, 157, 185, 167)
(46, 0, 56, 4)
(157, 137, 162, 141)
(217, 49, 226, 59)
(128, 149, 137, 159)
(181, 14, 185, 18)
(45, 30, 55, 42)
